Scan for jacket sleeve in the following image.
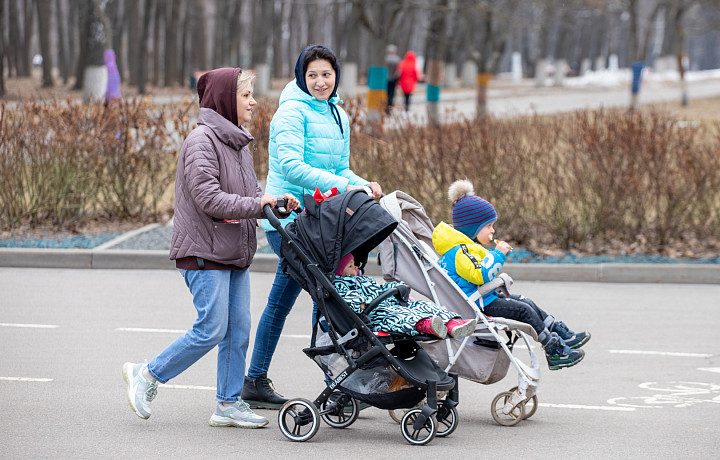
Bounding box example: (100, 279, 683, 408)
(455, 246, 507, 286)
(273, 102, 358, 193)
(184, 133, 261, 220)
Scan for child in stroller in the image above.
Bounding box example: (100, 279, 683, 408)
(265, 189, 461, 445)
(433, 180, 591, 370)
(334, 253, 476, 339)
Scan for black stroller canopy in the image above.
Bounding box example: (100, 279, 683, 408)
(297, 189, 397, 274)
(280, 190, 398, 305)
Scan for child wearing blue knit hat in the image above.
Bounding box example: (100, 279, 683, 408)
(432, 180, 590, 370)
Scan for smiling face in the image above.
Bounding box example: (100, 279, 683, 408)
(340, 256, 360, 277)
(305, 59, 336, 101)
(475, 221, 496, 245)
(236, 81, 256, 126)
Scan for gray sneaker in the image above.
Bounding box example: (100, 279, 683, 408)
(209, 399, 269, 428)
(122, 362, 158, 419)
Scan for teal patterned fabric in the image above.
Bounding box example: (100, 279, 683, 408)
(332, 275, 459, 335)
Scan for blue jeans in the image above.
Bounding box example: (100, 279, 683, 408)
(148, 268, 251, 403)
(483, 293, 549, 335)
(247, 230, 304, 379)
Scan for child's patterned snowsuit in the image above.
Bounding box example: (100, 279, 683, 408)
(332, 275, 460, 336)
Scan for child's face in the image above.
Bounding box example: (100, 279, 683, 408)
(475, 222, 496, 245)
(341, 256, 360, 276)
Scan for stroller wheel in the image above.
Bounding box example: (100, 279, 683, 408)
(278, 398, 320, 442)
(523, 395, 539, 419)
(320, 390, 359, 428)
(435, 400, 458, 437)
(400, 408, 437, 446)
(388, 408, 406, 424)
(508, 385, 539, 420)
(491, 391, 525, 426)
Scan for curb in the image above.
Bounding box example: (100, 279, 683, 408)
(1, 248, 719, 284)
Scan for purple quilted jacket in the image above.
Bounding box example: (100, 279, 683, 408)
(169, 108, 263, 267)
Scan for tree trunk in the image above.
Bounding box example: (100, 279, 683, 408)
(152, 0, 163, 85)
(251, 0, 273, 96)
(126, 0, 140, 85)
(189, 0, 206, 73)
(137, 0, 154, 94)
(426, 0, 449, 127)
(55, 0, 70, 83)
(73, 0, 91, 90)
(0, 0, 4, 96)
(164, 0, 178, 86)
(21, 0, 34, 77)
(83, 0, 110, 101)
(36, 0, 53, 87)
(8, 0, 24, 77)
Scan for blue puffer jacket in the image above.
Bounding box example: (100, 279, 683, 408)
(261, 80, 369, 231)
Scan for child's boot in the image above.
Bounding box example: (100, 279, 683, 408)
(446, 318, 477, 339)
(542, 332, 584, 370)
(415, 316, 447, 339)
(550, 319, 591, 349)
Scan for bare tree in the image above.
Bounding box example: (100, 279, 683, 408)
(425, 0, 449, 126)
(137, 0, 154, 94)
(55, 0, 70, 84)
(251, 0, 273, 95)
(36, 0, 53, 87)
(354, 0, 405, 124)
(0, 0, 5, 96)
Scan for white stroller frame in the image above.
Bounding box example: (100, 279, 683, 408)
(378, 191, 541, 425)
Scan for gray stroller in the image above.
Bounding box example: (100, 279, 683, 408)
(378, 191, 541, 426)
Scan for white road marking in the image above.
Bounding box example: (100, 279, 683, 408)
(698, 368, 720, 374)
(164, 384, 215, 391)
(0, 323, 59, 329)
(116, 328, 311, 339)
(0, 377, 53, 382)
(609, 350, 712, 358)
(116, 327, 186, 334)
(540, 403, 635, 412)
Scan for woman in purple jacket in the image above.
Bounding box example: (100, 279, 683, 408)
(122, 68, 298, 429)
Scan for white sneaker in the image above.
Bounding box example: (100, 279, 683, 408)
(122, 362, 157, 419)
(209, 399, 269, 428)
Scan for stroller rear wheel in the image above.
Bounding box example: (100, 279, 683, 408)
(400, 408, 437, 445)
(278, 398, 320, 442)
(491, 391, 525, 426)
(320, 390, 359, 428)
(435, 400, 458, 437)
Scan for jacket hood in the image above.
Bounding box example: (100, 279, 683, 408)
(432, 221, 475, 255)
(197, 108, 254, 151)
(197, 67, 242, 127)
(294, 45, 340, 100)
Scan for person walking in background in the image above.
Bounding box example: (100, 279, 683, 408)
(122, 68, 299, 429)
(242, 44, 383, 410)
(385, 44, 401, 114)
(397, 50, 421, 112)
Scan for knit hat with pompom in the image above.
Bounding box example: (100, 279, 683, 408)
(448, 180, 497, 239)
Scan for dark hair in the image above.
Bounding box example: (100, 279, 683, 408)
(303, 46, 339, 74)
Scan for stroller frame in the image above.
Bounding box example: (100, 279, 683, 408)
(379, 191, 541, 426)
(263, 195, 459, 445)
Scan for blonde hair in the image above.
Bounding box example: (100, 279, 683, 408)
(237, 70, 256, 93)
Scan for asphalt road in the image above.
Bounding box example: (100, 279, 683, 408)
(2, 268, 719, 458)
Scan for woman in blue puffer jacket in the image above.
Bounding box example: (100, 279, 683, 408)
(242, 45, 383, 409)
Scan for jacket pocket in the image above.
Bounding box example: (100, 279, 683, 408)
(211, 221, 247, 264)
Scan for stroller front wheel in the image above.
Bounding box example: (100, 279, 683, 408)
(491, 391, 525, 426)
(278, 398, 321, 442)
(320, 390, 359, 428)
(400, 408, 437, 445)
(435, 400, 458, 437)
